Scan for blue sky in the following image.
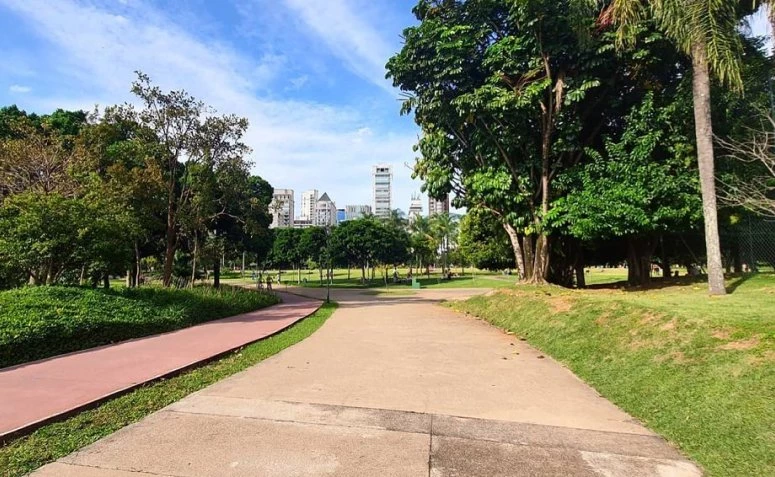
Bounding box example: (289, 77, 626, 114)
(0, 0, 427, 216)
(1, 1, 772, 217)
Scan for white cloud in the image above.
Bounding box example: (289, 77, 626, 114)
(288, 74, 309, 90)
(8, 84, 31, 93)
(0, 0, 424, 214)
(281, 0, 397, 93)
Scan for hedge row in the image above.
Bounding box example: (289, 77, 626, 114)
(0, 285, 279, 368)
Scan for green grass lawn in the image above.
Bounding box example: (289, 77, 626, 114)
(0, 285, 279, 368)
(223, 267, 514, 290)
(451, 273, 775, 477)
(0, 302, 338, 477)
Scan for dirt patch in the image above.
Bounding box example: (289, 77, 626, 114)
(595, 312, 611, 326)
(549, 296, 573, 313)
(654, 350, 687, 364)
(711, 329, 732, 340)
(639, 313, 660, 326)
(746, 350, 775, 366)
(660, 320, 677, 331)
(717, 337, 760, 351)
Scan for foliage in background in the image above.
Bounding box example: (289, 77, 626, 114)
(458, 208, 515, 271)
(0, 286, 278, 368)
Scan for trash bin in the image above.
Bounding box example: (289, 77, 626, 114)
(411, 278, 421, 289)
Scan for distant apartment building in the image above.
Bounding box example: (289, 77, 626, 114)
(269, 188, 294, 228)
(336, 209, 346, 223)
(300, 189, 318, 220)
(408, 193, 423, 222)
(428, 194, 450, 216)
(345, 204, 372, 221)
(293, 217, 313, 229)
(314, 192, 337, 227)
(372, 164, 393, 219)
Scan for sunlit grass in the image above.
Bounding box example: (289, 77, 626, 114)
(451, 274, 775, 477)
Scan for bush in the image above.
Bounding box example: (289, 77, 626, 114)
(0, 285, 279, 368)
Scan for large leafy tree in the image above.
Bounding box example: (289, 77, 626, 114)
(550, 94, 702, 285)
(387, 0, 623, 283)
(590, 0, 756, 294)
(114, 72, 251, 287)
(459, 208, 516, 271)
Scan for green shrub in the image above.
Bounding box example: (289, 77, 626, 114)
(0, 285, 279, 368)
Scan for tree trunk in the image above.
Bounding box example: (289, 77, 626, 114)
(523, 235, 535, 281)
(134, 241, 141, 286)
(162, 200, 177, 287)
(241, 251, 246, 278)
(103, 272, 110, 290)
(691, 43, 726, 295)
(626, 237, 654, 287)
(575, 247, 585, 289)
(213, 257, 221, 289)
(502, 223, 526, 279)
(191, 235, 198, 286)
(530, 234, 550, 284)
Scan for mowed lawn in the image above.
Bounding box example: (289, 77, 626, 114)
(452, 274, 775, 477)
(222, 267, 516, 289)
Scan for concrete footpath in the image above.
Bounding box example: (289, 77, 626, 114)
(0, 292, 320, 441)
(32, 288, 700, 476)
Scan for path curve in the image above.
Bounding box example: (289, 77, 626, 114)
(32, 288, 700, 476)
(0, 291, 321, 441)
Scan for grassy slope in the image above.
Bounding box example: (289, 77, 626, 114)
(0, 285, 279, 368)
(0, 302, 338, 477)
(451, 274, 775, 477)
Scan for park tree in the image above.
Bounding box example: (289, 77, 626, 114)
(300, 227, 330, 283)
(588, 0, 757, 294)
(409, 215, 436, 277)
(549, 94, 703, 285)
(387, 0, 621, 283)
(458, 208, 516, 272)
(113, 72, 251, 287)
(430, 213, 458, 275)
(271, 228, 305, 283)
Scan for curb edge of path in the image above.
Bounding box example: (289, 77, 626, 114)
(0, 294, 324, 444)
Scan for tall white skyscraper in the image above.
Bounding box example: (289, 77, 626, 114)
(301, 189, 318, 220)
(269, 189, 294, 228)
(372, 164, 392, 219)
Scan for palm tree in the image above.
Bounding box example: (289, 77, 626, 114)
(594, 0, 752, 295)
(409, 215, 435, 276)
(430, 213, 459, 276)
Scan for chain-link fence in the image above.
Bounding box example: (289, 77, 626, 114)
(724, 217, 775, 273)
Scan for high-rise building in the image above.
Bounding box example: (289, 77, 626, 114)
(345, 204, 372, 221)
(428, 194, 450, 216)
(269, 189, 294, 228)
(301, 189, 318, 220)
(314, 192, 337, 227)
(372, 164, 392, 219)
(408, 193, 423, 222)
